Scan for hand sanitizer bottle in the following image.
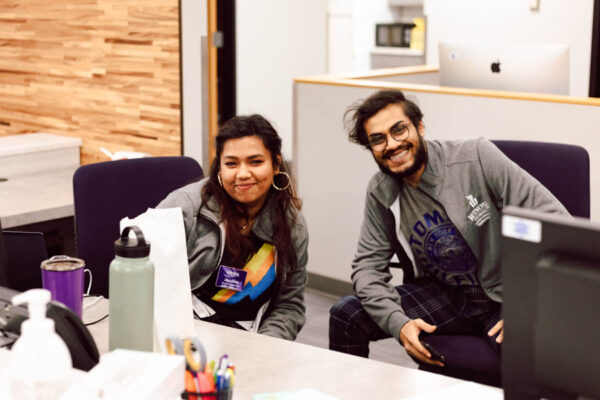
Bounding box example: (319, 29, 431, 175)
(9, 289, 72, 399)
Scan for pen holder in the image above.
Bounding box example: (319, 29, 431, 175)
(182, 388, 232, 400)
(165, 336, 234, 400)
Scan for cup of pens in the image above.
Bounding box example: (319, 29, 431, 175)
(165, 336, 235, 400)
(200, 354, 234, 400)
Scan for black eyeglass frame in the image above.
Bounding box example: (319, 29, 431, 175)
(367, 123, 411, 152)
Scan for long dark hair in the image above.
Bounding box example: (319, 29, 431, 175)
(201, 114, 302, 272)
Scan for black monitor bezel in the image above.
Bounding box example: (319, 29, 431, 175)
(502, 206, 600, 400)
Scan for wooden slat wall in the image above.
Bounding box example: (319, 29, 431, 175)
(0, 0, 181, 164)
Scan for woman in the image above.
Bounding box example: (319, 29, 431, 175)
(158, 114, 307, 340)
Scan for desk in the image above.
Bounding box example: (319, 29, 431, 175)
(85, 299, 502, 399)
(0, 167, 77, 256)
(0, 133, 80, 230)
(0, 167, 76, 229)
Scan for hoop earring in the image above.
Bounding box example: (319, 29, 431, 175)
(272, 172, 291, 191)
(217, 174, 223, 187)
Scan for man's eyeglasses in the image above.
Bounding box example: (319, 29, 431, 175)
(367, 123, 411, 152)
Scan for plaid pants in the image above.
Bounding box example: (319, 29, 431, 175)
(329, 278, 501, 357)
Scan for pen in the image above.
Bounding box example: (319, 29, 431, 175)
(224, 369, 232, 390)
(226, 368, 235, 383)
(211, 361, 218, 384)
(218, 354, 228, 371)
(216, 370, 224, 391)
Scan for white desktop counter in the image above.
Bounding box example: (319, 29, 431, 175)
(0, 133, 81, 228)
(83, 298, 501, 400)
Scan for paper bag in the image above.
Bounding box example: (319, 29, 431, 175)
(120, 207, 194, 353)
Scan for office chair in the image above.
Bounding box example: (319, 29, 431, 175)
(0, 218, 7, 287)
(412, 140, 590, 387)
(2, 231, 48, 292)
(73, 156, 203, 298)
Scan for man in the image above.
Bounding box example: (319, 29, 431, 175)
(328, 89, 568, 367)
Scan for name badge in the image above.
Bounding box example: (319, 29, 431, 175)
(215, 265, 247, 292)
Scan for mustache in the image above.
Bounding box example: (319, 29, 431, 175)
(383, 144, 410, 160)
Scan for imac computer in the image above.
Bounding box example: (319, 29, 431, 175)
(439, 40, 569, 95)
(501, 206, 600, 399)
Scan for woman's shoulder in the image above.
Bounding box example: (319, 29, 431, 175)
(290, 209, 308, 240)
(293, 209, 307, 228)
(157, 177, 209, 212)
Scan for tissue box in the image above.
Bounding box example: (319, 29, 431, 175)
(60, 349, 185, 400)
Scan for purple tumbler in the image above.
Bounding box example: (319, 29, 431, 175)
(41, 255, 86, 318)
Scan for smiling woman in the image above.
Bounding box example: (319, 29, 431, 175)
(218, 135, 279, 220)
(157, 115, 308, 341)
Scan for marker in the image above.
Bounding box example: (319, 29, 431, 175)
(226, 367, 235, 387)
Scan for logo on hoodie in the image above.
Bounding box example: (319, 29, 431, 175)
(466, 195, 490, 227)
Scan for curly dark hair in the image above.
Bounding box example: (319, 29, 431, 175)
(201, 114, 302, 272)
(345, 89, 424, 148)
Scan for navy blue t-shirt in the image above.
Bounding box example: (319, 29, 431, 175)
(400, 184, 478, 286)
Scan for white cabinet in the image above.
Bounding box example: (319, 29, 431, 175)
(327, 0, 426, 72)
(388, 0, 423, 5)
(0, 133, 81, 178)
(370, 47, 424, 68)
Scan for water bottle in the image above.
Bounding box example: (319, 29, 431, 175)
(109, 225, 154, 351)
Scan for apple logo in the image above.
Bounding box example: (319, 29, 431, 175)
(491, 59, 501, 73)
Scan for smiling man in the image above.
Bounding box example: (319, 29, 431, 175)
(328, 90, 568, 373)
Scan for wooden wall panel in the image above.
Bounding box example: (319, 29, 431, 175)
(0, 0, 181, 164)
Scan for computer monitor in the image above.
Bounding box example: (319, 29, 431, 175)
(438, 40, 569, 95)
(501, 206, 600, 399)
(2, 230, 47, 291)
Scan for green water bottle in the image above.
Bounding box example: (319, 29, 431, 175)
(109, 225, 155, 351)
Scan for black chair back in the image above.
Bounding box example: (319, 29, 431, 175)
(0, 218, 7, 287)
(73, 156, 203, 297)
(492, 140, 590, 218)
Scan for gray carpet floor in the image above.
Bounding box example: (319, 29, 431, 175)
(295, 288, 418, 369)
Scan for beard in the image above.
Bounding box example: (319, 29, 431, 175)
(375, 135, 428, 180)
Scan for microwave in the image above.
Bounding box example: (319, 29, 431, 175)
(375, 22, 416, 47)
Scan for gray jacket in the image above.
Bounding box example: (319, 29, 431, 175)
(352, 138, 569, 339)
(158, 178, 308, 340)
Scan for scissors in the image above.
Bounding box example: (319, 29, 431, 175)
(166, 336, 216, 399)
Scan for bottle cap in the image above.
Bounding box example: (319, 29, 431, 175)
(114, 225, 151, 258)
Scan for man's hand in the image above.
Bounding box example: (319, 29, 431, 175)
(488, 319, 504, 343)
(399, 319, 444, 367)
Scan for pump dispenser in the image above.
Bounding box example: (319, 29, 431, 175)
(9, 289, 72, 399)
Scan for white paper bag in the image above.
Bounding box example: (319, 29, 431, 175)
(120, 207, 194, 353)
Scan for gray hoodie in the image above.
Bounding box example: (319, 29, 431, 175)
(352, 138, 568, 339)
(158, 178, 308, 340)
